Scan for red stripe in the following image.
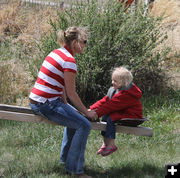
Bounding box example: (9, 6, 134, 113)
(53, 49, 76, 63)
(64, 45, 74, 56)
(64, 68, 77, 73)
(40, 66, 64, 86)
(45, 56, 63, 72)
(121, 0, 134, 7)
(36, 77, 63, 92)
(32, 88, 62, 98)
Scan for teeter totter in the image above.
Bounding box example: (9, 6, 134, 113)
(0, 104, 153, 137)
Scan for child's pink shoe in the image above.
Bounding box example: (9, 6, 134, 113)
(97, 145, 107, 155)
(101, 145, 118, 156)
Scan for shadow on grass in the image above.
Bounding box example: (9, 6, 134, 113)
(3, 162, 165, 178)
(18, 164, 69, 178)
(85, 163, 165, 178)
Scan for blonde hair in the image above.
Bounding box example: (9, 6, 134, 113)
(57, 27, 88, 47)
(112, 67, 133, 87)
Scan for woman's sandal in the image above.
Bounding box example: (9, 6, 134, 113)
(97, 145, 107, 154)
(101, 146, 118, 156)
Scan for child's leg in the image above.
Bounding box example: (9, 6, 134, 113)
(101, 115, 115, 137)
(97, 138, 106, 154)
(103, 115, 116, 141)
(103, 137, 115, 148)
(101, 115, 109, 140)
(101, 138, 118, 156)
(98, 116, 117, 155)
(97, 115, 109, 154)
(101, 116, 118, 156)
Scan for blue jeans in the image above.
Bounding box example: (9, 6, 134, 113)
(30, 98, 91, 174)
(101, 115, 116, 139)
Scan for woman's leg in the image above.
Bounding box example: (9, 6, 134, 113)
(59, 127, 76, 164)
(30, 99, 91, 174)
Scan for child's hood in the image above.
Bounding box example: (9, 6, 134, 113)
(124, 83, 142, 99)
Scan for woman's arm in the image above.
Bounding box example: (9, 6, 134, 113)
(64, 71, 97, 119)
(62, 87, 67, 104)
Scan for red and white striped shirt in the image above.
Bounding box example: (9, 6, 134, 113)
(29, 46, 77, 103)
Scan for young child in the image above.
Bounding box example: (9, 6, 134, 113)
(90, 67, 143, 156)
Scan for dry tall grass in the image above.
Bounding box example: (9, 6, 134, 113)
(0, 0, 58, 105)
(151, 0, 180, 59)
(0, 0, 57, 47)
(0, 1, 23, 37)
(0, 61, 33, 105)
(150, 0, 180, 88)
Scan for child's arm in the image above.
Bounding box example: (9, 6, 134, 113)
(90, 96, 109, 110)
(90, 87, 113, 110)
(93, 91, 138, 118)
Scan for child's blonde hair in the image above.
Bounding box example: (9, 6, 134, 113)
(57, 26, 87, 47)
(112, 67, 133, 87)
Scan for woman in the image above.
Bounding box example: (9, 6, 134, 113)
(29, 27, 97, 178)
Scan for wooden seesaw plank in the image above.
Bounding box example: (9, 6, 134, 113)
(0, 104, 34, 114)
(0, 104, 153, 137)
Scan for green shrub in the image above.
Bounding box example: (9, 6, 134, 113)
(37, 0, 170, 104)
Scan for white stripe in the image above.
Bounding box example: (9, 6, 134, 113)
(34, 83, 63, 94)
(63, 61, 77, 71)
(29, 92, 47, 103)
(49, 50, 77, 72)
(49, 49, 77, 71)
(38, 71, 63, 87)
(59, 48, 73, 58)
(48, 52, 65, 66)
(29, 93, 60, 103)
(43, 60, 64, 77)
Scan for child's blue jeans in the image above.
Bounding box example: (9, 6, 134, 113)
(101, 115, 116, 139)
(30, 98, 91, 174)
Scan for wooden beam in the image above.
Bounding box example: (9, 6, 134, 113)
(0, 110, 56, 125)
(0, 109, 153, 137)
(0, 104, 34, 114)
(92, 121, 153, 136)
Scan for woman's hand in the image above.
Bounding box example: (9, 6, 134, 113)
(86, 110, 98, 121)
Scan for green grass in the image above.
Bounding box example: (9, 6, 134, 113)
(0, 92, 180, 178)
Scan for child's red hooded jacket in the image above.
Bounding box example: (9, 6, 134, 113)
(90, 83, 143, 121)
